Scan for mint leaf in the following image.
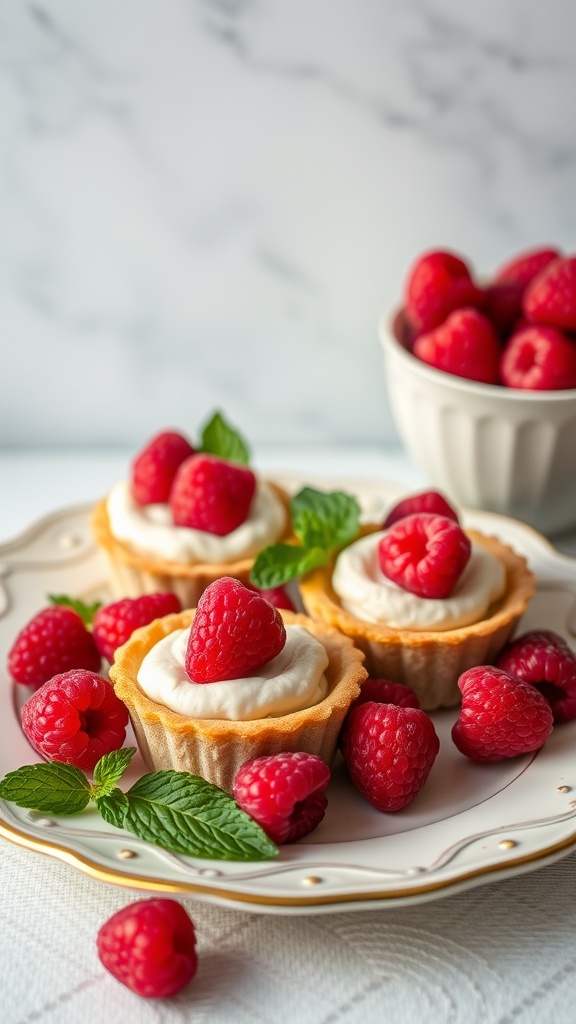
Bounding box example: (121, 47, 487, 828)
(93, 747, 137, 798)
(48, 594, 102, 625)
(121, 771, 278, 860)
(199, 411, 250, 466)
(95, 788, 130, 830)
(250, 543, 327, 588)
(0, 762, 91, 815)
(291, 488, 360, 551)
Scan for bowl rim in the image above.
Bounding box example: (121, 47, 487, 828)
(378, 308, 576, 403)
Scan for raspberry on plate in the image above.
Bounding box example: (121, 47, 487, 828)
(185, 577, 286, 683)
(378, 512, 471, 600)
(97, 898, 197, 999)
(499, 325, 576, 390)
(131, 430, 195, 506)
(341, 702, 439, 812)
(350, 678, 420, 712)
(523, 255, 576, 330)
(233, 751, 331, 844)
(413, 308, 501, 384)
(494, 246, 560, 288)
(7, 605, 101, 690)
(93, 592, 182, 664)
(451, 665, 554, 762)
(496, 629, 576, 723)
(21, 669, 129, 772)
(170, 453, 256, 536)
(404, 249, 482, 333)
(383, 489, 459, 529)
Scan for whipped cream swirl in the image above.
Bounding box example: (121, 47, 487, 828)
(106, 478, 287, 564)
(332, 531, 506, 631)
(136, 625, 329, 720)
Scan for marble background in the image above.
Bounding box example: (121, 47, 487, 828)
(0, 0, 575, 450)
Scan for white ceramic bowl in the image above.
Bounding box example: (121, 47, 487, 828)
(380, 311, 576, 536)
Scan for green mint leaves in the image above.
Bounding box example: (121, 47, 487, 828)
(250, 486, 361, 588)
(199, 410, 250, 466)
(48, 594, 102, 625)
(0, 749, 277, 862)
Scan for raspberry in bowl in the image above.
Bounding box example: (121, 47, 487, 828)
(299, 500, 535, 710)
(108, 578, 367, 793)
(90, 413, 292, 607)
(380, 247, 576, 535)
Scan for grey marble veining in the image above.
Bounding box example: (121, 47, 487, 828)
(0, 0, 575, 448)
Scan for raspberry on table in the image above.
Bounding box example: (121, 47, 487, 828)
(499, 325, 576, 390)
(451, 665, 554, 762)
(404, 249, 483, 333)
(494, 246, 560, 288)
(21, 669, 129, 772)
(233, 751, 331, 844)
(185, 577, 286, 683)
(97, 898, 197, 999)
(131, 430, 195, 506)
(413, 307, 501, 385)
(496, 629, 576, 724)
(7, 605, 101, 690)
(523, 255, 576, 330)
(340, 702, 439, 812)
(382, 489, 459, 529)
(378, 512, 472, 600)
(170, 453, 256, 536)
(93, 592, 182, 664)
(248, 583, 296, 612)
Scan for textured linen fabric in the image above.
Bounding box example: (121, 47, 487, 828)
(1, 839, 576, 1024)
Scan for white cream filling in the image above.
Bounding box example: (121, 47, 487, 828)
(136, 625, 330, 720)
(106, 478, 287, 564)
(332, 532, 506, 631)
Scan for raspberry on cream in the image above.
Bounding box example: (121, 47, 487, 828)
(136, 625, 329, 720)
(332, 531, 506, 631)
(106, 478, 287, 565)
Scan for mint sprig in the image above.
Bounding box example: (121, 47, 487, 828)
(250, 486, 361, 588)
(0, 749, 277, 862)
(48, 594, 102, 625)
(199, 410, 250, 466)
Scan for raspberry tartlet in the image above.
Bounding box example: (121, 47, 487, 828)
(109, 581, 367, 793)
(299, 508, 535, 710)
(91, 423, 291, 607)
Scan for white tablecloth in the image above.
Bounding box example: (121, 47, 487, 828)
(1, 446, 576, 1024)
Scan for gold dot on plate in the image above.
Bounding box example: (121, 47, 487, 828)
(557, 785, 571, 793)
(302, 876, 324, 886)
(499, 839, 518, 850)
(118, 849, 137, 859)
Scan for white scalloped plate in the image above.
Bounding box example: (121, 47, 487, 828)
(0, 479, 575, 915)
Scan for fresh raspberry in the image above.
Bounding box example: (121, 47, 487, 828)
(233, 752, 330, 844)
(341, 703, 439, 812)
(97, 899, 197, 999)
(93, 593, 182, 664)
(7, 606, 101, 690)
(378, 513, 471, 600)
(496, 629, 576, 724)
(494, 246, 560, 288)
(21, 669, 129, 771)
(383, 489, 459, 529)
(131, 430, 195, 506)
(404, 250, 482, 333)
(523, 255, 576, 330)
(248, 583, 296, 612)
(499, 325, 576, 390)
(185, 577, 286, 683)
(451, 665, 554, 762)
(413, 308, 501, 384)
(170, 454, 256, 536)
(350, 678, 420, 711)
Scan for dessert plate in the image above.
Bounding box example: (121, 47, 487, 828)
(0, 480, 575, 916)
